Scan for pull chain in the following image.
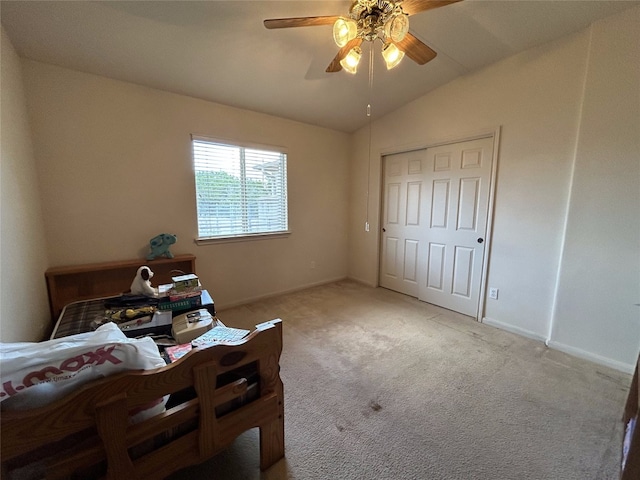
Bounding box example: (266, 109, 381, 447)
(367, 40, 374, 117)
(365, 42, 374, 232)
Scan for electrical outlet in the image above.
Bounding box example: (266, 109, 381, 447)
(489, 288, 499, 300)
(365, 222, 370, 232)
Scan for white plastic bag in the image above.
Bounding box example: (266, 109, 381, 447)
(0, 323, 167, 420)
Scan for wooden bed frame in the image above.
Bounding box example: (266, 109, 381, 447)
(2, 256, 285, 479)
(44, 254, 198, 324)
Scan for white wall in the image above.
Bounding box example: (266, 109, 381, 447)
(348, 8, 640, 371)
(0, 28, 51, 342)
(21, 61, 350, 310)
(549, 9, 640, 371)
(5, 7, 638, 371)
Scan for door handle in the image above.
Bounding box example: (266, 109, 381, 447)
(382, 228, 386, 232)
(477, 238, 484, 244)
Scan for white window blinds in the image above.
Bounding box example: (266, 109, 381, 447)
(192, 137, 288, 239)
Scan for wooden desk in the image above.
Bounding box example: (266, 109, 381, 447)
(45, 254, 196, 323)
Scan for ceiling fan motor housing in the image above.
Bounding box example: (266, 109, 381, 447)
(350, 0, 407, 43)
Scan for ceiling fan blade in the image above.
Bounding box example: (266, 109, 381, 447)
(393, 32, 437, 65)
(400, 0, 463, 16)
(326, 38, 363, 73)
(264, 16, 342, 29)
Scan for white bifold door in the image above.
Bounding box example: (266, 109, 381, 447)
(380, 136, 494, 317)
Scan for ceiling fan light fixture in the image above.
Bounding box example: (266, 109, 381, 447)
(340, 46, 362, 74)
(384, 13, 409, 42)
(382, 42, 404, 69)
(333, 18, 358, 47)
(264, 0, 452, 75)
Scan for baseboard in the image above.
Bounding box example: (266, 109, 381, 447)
(546, 340, 636, 374)
(217, 276, 349, 311)
(482, 316, 548, 343)
(483, 316, 635, 374)
(345, 276, 377, 288)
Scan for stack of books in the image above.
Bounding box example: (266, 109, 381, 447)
(157, 274, 203, 312)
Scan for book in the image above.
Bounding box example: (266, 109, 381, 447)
(168, 288, 202, 302)
(191, 325, 251, 348)
(172, 273, 199, 291)
(157, 283, 173, 298)
(165, 343, 193, 362)
(157, 294, 202, 312)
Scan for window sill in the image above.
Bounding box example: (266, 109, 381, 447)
(194, 231, 291, 246)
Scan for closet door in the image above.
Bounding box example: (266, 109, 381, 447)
(379, 150, 427, 297)
(380, 136, 494, 318)
(417, 136, 494, 317)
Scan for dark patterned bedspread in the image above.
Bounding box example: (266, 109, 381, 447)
(50, 297, 116, 339)
(50, 291, 215, 340)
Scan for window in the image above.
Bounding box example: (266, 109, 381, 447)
(192, 136, 288, 240)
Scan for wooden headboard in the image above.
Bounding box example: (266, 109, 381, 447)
(44, 254, 196, 323)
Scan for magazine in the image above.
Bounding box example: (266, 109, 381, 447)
(191, 325, 250, 348)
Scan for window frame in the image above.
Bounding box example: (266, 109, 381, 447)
(191, 134, 290, 245)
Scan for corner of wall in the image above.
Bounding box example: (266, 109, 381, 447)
(1, 27, 52, 342)
(547, 24, 593, 345)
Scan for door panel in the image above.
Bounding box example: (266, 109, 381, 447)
(458, 178, 480, 230)
(379, 151, 426, 297)
(403, 239, 419, 283)
(383, 237, 399, 278)
(427, 243, 446, 290)
(452, 246, 474, 297)
(418, 137, 494, 317)
(406, 182, 421, 225)
(387, 183, 401, 224)
(431, 180, 450, 228)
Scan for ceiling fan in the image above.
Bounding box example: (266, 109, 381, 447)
(264, 0, 462, 74)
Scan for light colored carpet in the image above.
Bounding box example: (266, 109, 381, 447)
(168, 280, 631, 480)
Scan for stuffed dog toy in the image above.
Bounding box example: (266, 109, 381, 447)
(130, 266, 158, 297)
(147, 233, 177, 260)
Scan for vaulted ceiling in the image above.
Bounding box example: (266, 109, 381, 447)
(2, 1, 636, 133)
